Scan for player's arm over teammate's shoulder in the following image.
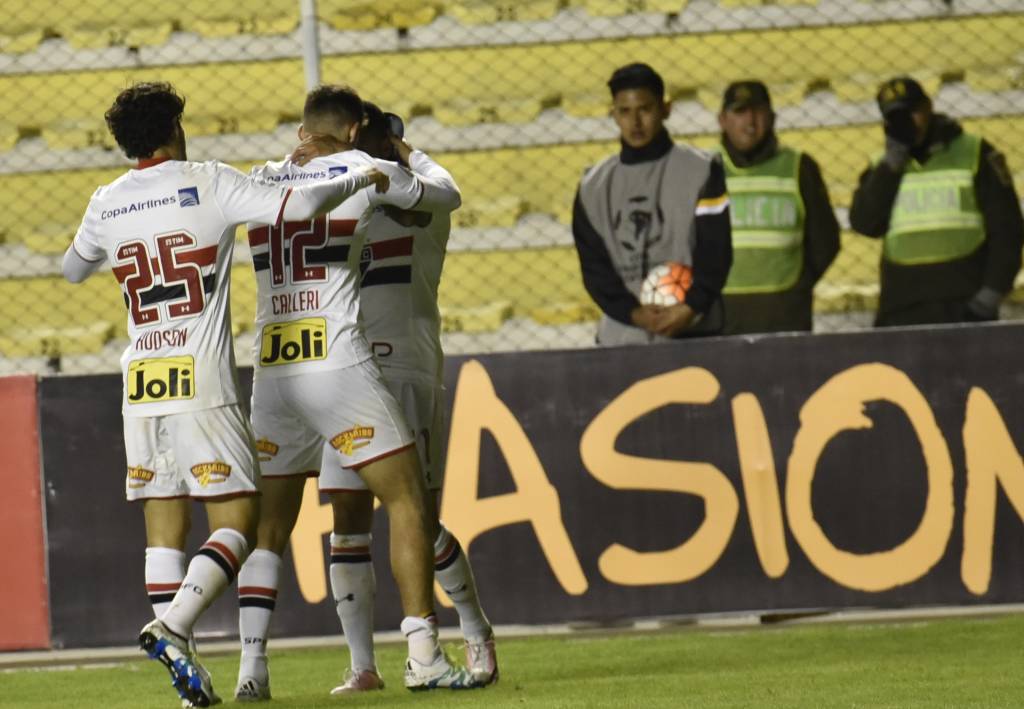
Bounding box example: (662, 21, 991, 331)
(390, 136, 462, 212)
(211, 161, 386, 226)
(368, 157, 460, 213)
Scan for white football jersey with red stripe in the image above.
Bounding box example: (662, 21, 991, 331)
(247, 150, 423, 378)
(71, 159, 293, 416)
(359, 151, 456, 384)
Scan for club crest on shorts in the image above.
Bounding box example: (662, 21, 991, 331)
(127, 466, 155, 488)
(191, 462, 231, 487)
(255, 438, 279, 462)
(330, 425, 375, 456)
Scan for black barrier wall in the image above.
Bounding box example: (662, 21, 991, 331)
(39, 323, 1024, 648)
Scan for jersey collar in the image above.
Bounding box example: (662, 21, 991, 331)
(137, 156, 173, 169)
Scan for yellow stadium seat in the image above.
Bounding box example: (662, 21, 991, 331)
(41, 119, 115, 151)
(433, 96, 545, 125)
(178, 0, 299, 36)
(3, 14, 1020, 132)
(62, 21, 174, 50)
(318, 0, 441, 30)
(561, 91, 611, 118)
(446, 0, 562, 24)
(0, 26, 45, 54)
(529, 301, 601, 326)
(0, 322, 115, 358)
(22, 222, 75, 254)
(441, 302, 514, 333)
(966, 65, 1024, 94)
(0, 121, 18, 152)
(451, 196, 527, 229)
(575, 0, 686, 17)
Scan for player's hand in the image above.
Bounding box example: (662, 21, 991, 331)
(290, 134, 345, 166)
(389, 135, 413, 166)
(652, 302, 697, 337)
(364, 167, 390, 193)
(630, 304, 664, 333)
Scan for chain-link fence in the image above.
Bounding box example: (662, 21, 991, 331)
(1, 0, 1022, 375)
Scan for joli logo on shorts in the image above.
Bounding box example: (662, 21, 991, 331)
(260, 318, 327, 366)
(127, 356, 195, 404)
(331, 425, 375, 456)
(127, 466, 155, 488)
(191, 462, 231, 487)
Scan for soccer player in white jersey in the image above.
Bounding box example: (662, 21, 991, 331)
(233, 85, 479, 700)
(61, 82, 385, 708)
(308, 102, 497, 694)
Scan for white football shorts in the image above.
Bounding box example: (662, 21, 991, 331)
(320, 375, 444, 492)
(251, 358, 415, 479)
(122, 404, 260, 501)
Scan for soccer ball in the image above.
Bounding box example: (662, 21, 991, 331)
(640, 262, 693, 306)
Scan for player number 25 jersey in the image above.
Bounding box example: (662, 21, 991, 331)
(72, 160, 297, 416)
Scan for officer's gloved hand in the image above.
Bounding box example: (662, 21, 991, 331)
(964, 288, 1002, 322)
(881, 107, 915, 170)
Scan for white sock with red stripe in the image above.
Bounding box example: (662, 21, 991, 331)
(434, 525, 491, 643)
(145, 547, 186, 619)
(237, 549, 281, 682)
(329, 533, 377, 672)
(162, 528, 248, 638)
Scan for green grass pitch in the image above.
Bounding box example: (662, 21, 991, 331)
(4, 614, 1023, 708)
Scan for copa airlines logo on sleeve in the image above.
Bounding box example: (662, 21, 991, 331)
(178, 186, 200, 207)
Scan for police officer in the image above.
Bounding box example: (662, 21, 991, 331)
(849, 76, 1023, 326)
(572, 63, 732, 345)
(717, 81, 840, 334)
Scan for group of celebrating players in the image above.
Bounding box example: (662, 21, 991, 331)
(62, 81, 496, 706)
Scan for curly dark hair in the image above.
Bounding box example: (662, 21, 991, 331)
(104, 82, 185, 159)
(303, 84, 364, 132)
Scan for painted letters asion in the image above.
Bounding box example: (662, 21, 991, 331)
(283, 325, 1024, 619)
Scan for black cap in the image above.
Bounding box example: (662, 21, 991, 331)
(608, 63, 665, 100)
(721, 80, 772, 112)
(876, 76, 929, 115)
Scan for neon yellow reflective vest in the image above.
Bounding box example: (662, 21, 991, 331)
(883, 132, 984, 265)
(719, 146, 805, 294)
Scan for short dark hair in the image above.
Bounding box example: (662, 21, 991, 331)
(104, 82, 185, 159)
(359, 101, 389, 146)
(303, 84, 364, 129)
(608, 63, 665, 100)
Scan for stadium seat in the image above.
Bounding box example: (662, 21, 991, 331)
(0, 121, 18, 152)
(0, 26, 45, 54)
(441, 302, 514, 333)
(4, 14, 1017, 133)
(574, 0, 686, 17)
(446, 0, 562, 25)
(178, 0, 300, 37)
(0, 321, 115, 358)
(40, 119, 115, 151)
(318, 0, 441, 31)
